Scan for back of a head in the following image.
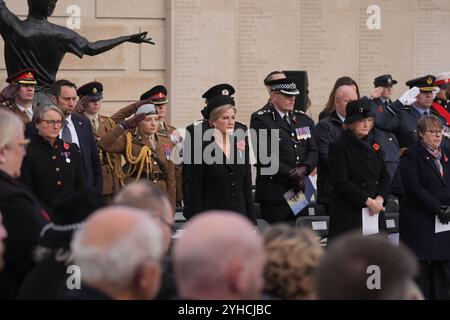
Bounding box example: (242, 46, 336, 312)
(323, 76, 360, 113)
(28, 0, 56, 18)
(0, 109, 23, 148)
(263, 225, 323, 300)
(315, 232, 418, 300)
(173, 211, 264, 299)
(71, 206, 163, 298)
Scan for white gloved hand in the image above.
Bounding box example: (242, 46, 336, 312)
(399, 87, 420, 106)
(432, 87, 440, 100)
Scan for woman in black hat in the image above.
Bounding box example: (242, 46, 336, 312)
(189, 95, 256, 224)
(327, 99, 390, 239)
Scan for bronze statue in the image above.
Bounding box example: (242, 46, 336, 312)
(0, 0, 154, 106)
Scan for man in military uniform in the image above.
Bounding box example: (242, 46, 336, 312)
(376, 75, 437, 151)
(182, 83, 237, 219)
(369, 74, 401, 179)
(99, 104, 176, 209)
(76, 81, 122, 201)
(0, 69, 37, 124)
(250, 78, 318, 224)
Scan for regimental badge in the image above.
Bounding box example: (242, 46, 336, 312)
(164, 144, 171, 160)
(93, 88, 98, 94)
(222, 89, 229, 96)
(295, 127, 311, 141)
(427, 77, 433, 85)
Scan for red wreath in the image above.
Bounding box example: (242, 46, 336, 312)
(373, 143, 380, 151)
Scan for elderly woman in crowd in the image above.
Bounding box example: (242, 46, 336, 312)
(327, 99, 391, 239)
(0, 109, 47, 299)
(20, 105, 86, 211)
(98, 103, 176, 208)
(399, 115, 450, 300)
(189, 95, 256, 223)
(263, 225, 323, 300)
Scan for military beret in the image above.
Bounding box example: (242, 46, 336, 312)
(136, 103, 157, 116)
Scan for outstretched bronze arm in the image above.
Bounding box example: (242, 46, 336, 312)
(84, 31, 154, 56)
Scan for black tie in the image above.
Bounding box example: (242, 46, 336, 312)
(283, 114, 291, 127)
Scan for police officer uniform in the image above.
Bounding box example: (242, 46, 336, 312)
(77, 81, 122, 201)
(0, 69, 37, 125)
(98, 104, 176, 208)
(370, 74, 401, 179)
(250, 78, 318, 224)
(182, 83, 236, 219)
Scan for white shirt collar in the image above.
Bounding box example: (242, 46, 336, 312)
(336, 111, 346, 123)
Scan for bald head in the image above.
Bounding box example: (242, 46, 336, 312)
(334, 85, 358, 117)
(71, 206, 163, 299)
(173, 211, 265, 300)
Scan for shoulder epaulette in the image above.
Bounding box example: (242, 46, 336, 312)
(257, 109, 271, 116)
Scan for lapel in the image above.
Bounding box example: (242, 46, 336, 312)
(343, 132, 378, 178)
(418, 143, 446, 185)
(409, 107, 423, 120)
(71, 114, 84, 142)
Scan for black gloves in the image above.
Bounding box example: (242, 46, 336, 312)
(119, 113, 146, 130)
(438, 206, 450, 225)
(287, 166, 308, 193)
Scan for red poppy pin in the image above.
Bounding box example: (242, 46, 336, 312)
(373, 143, 380, 151)
(63, 142, 70, 150)
(237, 140, 246, 151)
(292, 116, 297, 124)
(445, 155, 449, 163)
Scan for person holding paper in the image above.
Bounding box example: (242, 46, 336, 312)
(398, 115, 450, 300)
(327, 99, 390, 239)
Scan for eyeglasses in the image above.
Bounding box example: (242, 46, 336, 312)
(41, 120, 63, 127)
(425, 129, 443, 135)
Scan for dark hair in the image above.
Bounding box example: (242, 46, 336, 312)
(417, 115, 443, 137)
(264, 71, 285, 85)
(321, 76, 360, 117)
(51, 79, 77, 98)
(315, 232, 418, 300)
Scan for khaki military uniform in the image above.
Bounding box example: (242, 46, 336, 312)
(0, 102, 33, 125)
(85, 113, 122, 200)
(159, 121, 183, 204)
(98, 125, 176, 208)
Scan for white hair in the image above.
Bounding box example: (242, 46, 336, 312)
(71, 217, 163, 291)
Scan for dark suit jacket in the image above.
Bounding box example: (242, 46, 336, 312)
(250, 102, 318, 205)
(189, 126, 256, 224)
(327, 130, 391, 239)
(25, 114, 102, 191)
(0, 170, 47, 299)
(399, 142, 450, 260)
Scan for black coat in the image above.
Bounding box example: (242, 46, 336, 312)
(0, 170, 47, 299)
(314, 111, 344, 204)
(20, 135, 86, 211)
(327, 130, 391, 238)
(25, 114, 102, 192)
(189, 124, 256, 224)
(399, 142, 450, 260)
(250, 102, 317, 223)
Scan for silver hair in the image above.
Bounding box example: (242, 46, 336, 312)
(32, 105, 65, 124)
(71, 216, 163, 291)
(0, 109, 24, 148)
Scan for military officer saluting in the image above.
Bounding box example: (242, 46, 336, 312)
(0, 69, 37, 125)
(433, 72, 450, 112)
(376, 75, 439, 151)
(76, 81, 122, 201)
(250, 78, 318, 224)
(98, 104, 176, 208)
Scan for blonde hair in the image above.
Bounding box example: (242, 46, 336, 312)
(263, 225, 323, 300)
(0, 109, 24, 148)
(208, 105, 236, 123)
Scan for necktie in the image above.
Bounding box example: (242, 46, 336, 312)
(149, 134, 156, 149)
(61, 121, 72, 143)
(283, 114, 291, 127)
(91, 118, 98, 132)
